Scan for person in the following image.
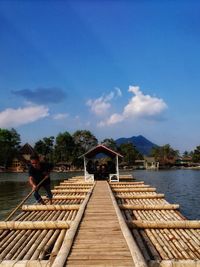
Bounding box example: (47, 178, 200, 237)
(86, 160, 95, 174)
(28, 154, 53, 204)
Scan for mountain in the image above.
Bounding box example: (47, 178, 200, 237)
(115, 135, 158, 156)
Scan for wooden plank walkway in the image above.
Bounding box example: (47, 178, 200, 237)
(66, 181, 134, 266)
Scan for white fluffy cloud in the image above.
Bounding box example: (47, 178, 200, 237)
(98, 85, 167, 126)
(0, 105, 49, 128)
(53, 113, 69, 120)
(87, 88, 122, 116)
(87, 97, 111, 116)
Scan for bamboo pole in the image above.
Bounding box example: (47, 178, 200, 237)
(0, 230, 37, 260)
(0, 230, 13, 246)
(140, 230, 162, 261)
(154, 229, 175, 259)
(42, 195, 85, 200)
(127, 220, 200, 229)
(22, 214, 60, 260)
(38, 230, 61, 259)
(62, 181, 93, 185)
(11, 230, 37, 260)
(113, 188, 156, 192)
(147, 229, 169, 260)
(111, 185, 151, 188)
(21, 205, 80, 211)
(0, 230, 19, 252)
(123, 209, 151, 262)
(55, 185, 92, 189)
(51, 183, 95, 267)
(5, 176, 51, 221)
(110, 181, 144, 185)
(0, 260, 50, 266)
(20, 218, 62, 261)
(176, 229, 200, 258)
(30, 230, 56, 260)
(115, 194, 165, 199)
(162, 229, 184, 259)
(4, 230, 37, 261)
(167, 229, 189, 259)
(51, 189, 88, 193)
(186, 229, 200, 247)
(0, 221, 71, 230)
(108, 183, 148, 267)
(60, 182, 92, 185)
(10, 211, 58, 261)
(35, 211, 67, 260)
(0, 229, 27, 259)
(119, 204, 179, 210)
(149, 260, 200, 267)
(48, 229, 66, 262)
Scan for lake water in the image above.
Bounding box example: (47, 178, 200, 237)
(0, 169, 199, 220)
(0, 171, 82, 220)
(133, 169, 200, 220)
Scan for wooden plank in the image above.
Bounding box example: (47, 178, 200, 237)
(51, 184, 95, 267)
(65, 181, 134, 266)
(66, 259, 134, 266)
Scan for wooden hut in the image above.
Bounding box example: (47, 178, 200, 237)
(80, 144, 123, 182)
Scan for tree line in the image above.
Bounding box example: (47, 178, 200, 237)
(0, 128, 200, 169)
(0, 128, 143, 169)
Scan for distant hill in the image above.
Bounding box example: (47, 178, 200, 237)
(115, 135, 158, 156)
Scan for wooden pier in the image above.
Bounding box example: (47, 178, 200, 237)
(66, 181, 134, 266)
(0, 176, 200, 266)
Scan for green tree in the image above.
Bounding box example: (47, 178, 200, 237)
(183, 151, 189, 157)
(54, 132, 74, 163)
(119, 143, 142, 166)
(101, 138, 118, 151)
(0, 128, 21, 167)
(34, 136, 54, 161)
(151, 144, 179, 166)
(72, 130, 98, 169)
(72, 130, 98, 154)
(192, 146, 200, 163)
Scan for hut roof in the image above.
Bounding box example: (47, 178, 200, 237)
(80, 144, 123, 159)
(20, 143, 35, 155)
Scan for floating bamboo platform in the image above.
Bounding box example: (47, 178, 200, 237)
(0, 176, 199, 266)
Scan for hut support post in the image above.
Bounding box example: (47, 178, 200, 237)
(116, 155, 119, 181)
(109, 155, 119, 182)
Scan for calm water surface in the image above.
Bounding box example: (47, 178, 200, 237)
(0, 170, 199, 220)
(133, 169, 200, 220)
(0, 171, 82, 220)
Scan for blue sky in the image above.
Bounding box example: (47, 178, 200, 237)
(0, 0, 200, 153)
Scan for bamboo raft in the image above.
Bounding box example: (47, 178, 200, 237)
(0, 176, 199, 266)
(110, 182, 200, 267)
